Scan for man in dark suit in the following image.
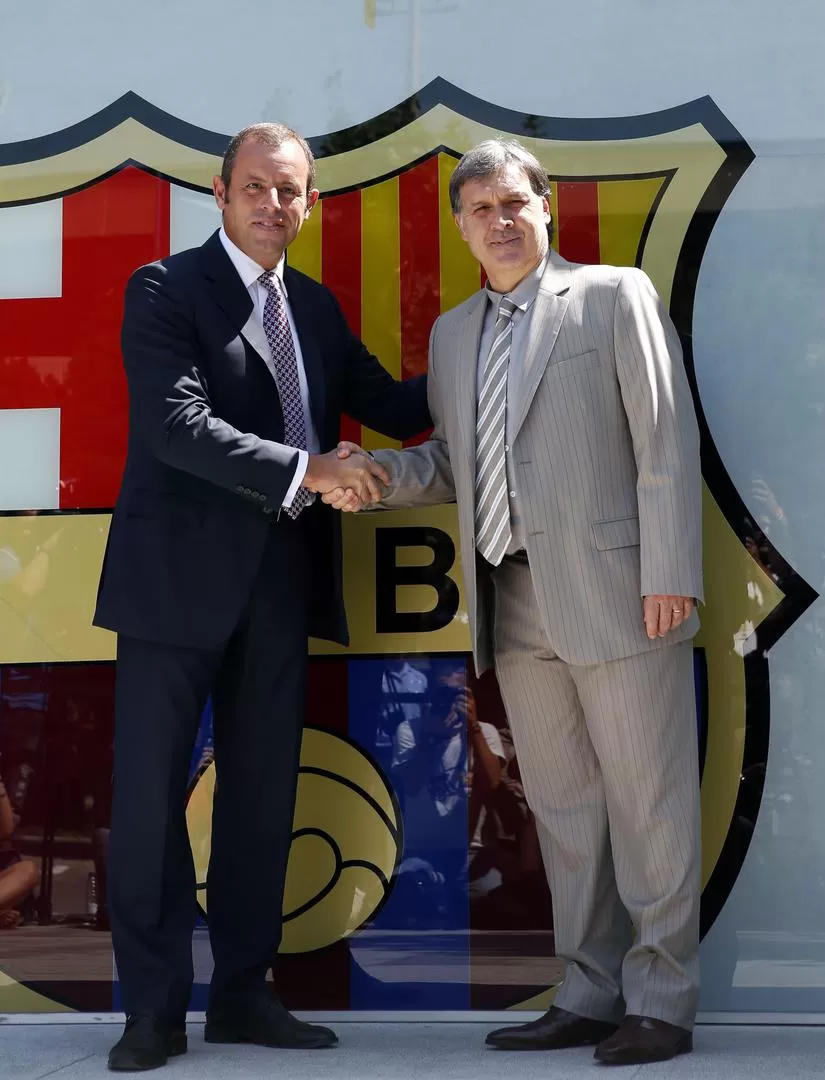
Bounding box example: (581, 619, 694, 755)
(94, 123, 430, 1072)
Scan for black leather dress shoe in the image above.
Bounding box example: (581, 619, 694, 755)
(108, 1014, 187, 1072)
(205, 992, 337, 1049)
(594, 1015, 692, 1064)
(486, 1005, 618, 1050)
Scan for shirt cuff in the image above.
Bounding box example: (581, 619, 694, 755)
(282, 449, 309, 509)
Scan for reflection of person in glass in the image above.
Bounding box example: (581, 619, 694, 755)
(390, 664, 504, 920)
(92, 122, 430, 1071)
(375, 659, 428, 769)
(0, 766, 39, 929)
(393, 668, 503, 814)
(469, 723, 551, 925)
(330, 140, 703, 1064)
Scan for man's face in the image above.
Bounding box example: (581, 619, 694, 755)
(455, 162, 550, 292)
(212, 137, 319, 270)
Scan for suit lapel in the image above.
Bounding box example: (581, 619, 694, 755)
(200, 231, 280, 381)
(454, 293, 488, 493)
(512, 255, 571, 439)
(239, 312, 270, 366)
(201, 230, 256, 338)
(200, 232, 326, 437)
(284, 268, 326, 437)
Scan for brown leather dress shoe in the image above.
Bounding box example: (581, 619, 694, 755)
(594, 1015, 692, 1064)
(486, 1005, 618, 1051)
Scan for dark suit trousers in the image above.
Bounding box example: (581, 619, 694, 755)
(108, 517, 309, 1019)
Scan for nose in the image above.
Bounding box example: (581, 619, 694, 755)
(260, 187, 281, 212)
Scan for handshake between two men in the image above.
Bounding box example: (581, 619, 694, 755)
(301, 441, 382, 512)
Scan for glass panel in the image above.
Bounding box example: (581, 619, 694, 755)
(0, 49, 821, 1018)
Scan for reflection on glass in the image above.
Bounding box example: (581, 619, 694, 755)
(0, 663, 115, 1008)
(347, 656, 560, 1009)
(0, 753, 40, 929)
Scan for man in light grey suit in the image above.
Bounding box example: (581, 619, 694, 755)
(329, 140, 703, 1065)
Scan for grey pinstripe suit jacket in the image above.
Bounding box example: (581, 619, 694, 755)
(373, 251, 703, 673)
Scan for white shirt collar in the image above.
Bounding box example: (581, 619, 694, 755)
(219, 226, 287, 295)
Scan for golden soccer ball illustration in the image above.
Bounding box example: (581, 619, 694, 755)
(186, 726, 401, 953)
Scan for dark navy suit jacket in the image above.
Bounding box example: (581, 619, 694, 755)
(94, 230, 430, 648)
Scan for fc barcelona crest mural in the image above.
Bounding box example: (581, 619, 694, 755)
(0, 80, 815, 1012)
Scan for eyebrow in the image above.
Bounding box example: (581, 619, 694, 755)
(468, 189, 529, 207)
(242, 172, 300, 185)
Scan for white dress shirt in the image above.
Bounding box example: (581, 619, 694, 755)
(218, 227, 319, 509)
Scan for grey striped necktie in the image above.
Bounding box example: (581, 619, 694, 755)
(475, 296, 518, 565)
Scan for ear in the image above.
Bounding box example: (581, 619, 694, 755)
(213, 175, 227, 211)
(454, 212, 468, 242)
(541, 195, 551, 224)
(305, 188, 320, 217)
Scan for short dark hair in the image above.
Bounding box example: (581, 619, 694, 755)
(221, 123, 317, 195)
(449, 139, 554, 241)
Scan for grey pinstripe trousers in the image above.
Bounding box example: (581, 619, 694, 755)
(491, 554, 701, 1029)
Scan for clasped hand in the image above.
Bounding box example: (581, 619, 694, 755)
(303, 442, 383, 511)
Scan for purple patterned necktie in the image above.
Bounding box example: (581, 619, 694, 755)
(259, 270, 312, 519)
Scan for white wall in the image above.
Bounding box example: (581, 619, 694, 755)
(4, 2, 825, 144)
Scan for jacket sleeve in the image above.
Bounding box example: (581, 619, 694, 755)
(371, 320, 457, 508)
(613, 268, 704, 601)
(121, 262, 300, 511)
(335, 296, 432, 440)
